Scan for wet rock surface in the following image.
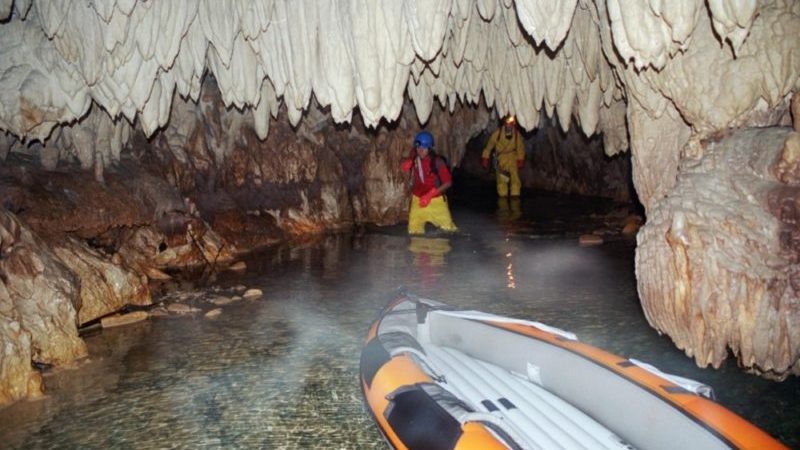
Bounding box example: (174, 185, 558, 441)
(0, 281, 43, 406)
(51, 237, 150, 325)
(0, 210, 86, 405)
(0, 157, 242, 406)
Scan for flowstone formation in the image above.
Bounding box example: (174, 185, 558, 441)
(637, 126, 800, 379)
(0, 0, 799, 405)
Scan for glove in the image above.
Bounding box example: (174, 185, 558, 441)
(481, 158, 489, 169)
(401, 158, 413, 172)
(517, 159, 524, 169)
(419, 189, 437, 207)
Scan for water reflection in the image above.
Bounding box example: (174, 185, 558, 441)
(506, 251, 516, 289)
(408, 236, 452, 291)
(497, 196, 522, 223)
(0, 197, 798, 449)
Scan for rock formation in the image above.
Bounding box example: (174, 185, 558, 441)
(0, 154, 238, 405)
(637, 127, 800, 379)
(0, 0, 799, 405)
(0, 209, 86, 404)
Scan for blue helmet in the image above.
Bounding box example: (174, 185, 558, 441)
(414, 131, 434, 149)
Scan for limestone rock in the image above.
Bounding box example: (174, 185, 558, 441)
(209, 296, 238, 306)
(144, 267, 172, 281)
(227, 261, 246, 271)
(775, 133, 800, 185)
(0, 210, 87, 365)
(637, 128, 800, 378)
(50, 237, 150, 325)
(117, 223, 234, 272)
(0, 281, 43, 405)
(166, 303, 200, 315)
(622, 214, 643, 235)
(0, 209, 86, 406)
(243, 289, 263, 300)
(579, 234, 604, 246)
(100, 311, 149, 329)
(148, 306, 169, 318)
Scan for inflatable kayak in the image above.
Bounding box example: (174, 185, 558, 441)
(359, 292, 786, 450)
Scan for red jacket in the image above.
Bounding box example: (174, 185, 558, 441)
(411, 155, 451, 197)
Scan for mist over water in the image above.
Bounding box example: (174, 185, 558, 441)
(1, 191, 797, 449)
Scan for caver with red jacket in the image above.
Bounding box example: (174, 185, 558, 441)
(400, 131, 458, 235)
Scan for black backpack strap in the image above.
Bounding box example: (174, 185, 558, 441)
(431, 154, 448, 188)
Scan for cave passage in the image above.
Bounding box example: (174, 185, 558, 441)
(1, 2, 798, 447)
(0, 190, 797, 449)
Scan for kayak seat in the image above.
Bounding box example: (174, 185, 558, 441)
(423, 343, 634, 450)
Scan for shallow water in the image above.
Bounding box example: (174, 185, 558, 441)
(1, 192, 798, 449)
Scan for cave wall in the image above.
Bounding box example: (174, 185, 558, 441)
(139, 78, 490, 246)
(524, 117, 631, 201)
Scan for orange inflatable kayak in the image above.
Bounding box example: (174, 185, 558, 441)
(360, 292, 786, 450)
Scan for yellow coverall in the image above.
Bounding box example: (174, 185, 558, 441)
(482, 128, 525, 197)
(408, 195, 458, 235)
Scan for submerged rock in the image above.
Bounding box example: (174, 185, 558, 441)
(209, 296, 238, 306)
(166, 303, 201, 315)
(100, 311, 148, 329)
(205, 308, 222, 318)
(579, 234, 604, 246)
(243, 289, 263, 300)
(227, 261, 247, 271)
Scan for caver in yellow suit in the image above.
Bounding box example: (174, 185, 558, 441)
(401, 131, 458, 235)
(482, 116, 525, 197)
(497, 196, 522, 223)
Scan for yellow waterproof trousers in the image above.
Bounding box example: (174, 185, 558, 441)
(408, 195, 458, 235)
(482, 128, 525, 197)
(496, 157, 521, 197)
(497, 196, 522, 222)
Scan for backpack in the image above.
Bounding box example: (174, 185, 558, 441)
(428, 151, 452, 188)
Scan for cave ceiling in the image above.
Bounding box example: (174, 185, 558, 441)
(0, 0, 797, 160)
